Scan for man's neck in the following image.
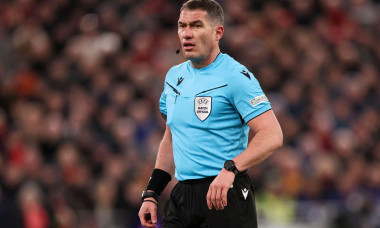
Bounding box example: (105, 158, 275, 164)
(190, 48, 221, 69)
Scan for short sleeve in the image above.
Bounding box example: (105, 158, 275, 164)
(228, 67, 271, 123)
(159, 85, 167, 116)
(159, 67, 174, 120)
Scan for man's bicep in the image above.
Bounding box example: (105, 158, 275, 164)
(162, 124, 172, 143)
(247, 110, 280, 134)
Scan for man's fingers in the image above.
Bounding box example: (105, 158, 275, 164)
(210, 187, 217, 210)
(207, 171, 235, 211)
(215, 188, 223, 210)
(151, 210, 158, 224)
(222, 187, 228, 207)
(138, 201, 157, 228)
(138, 211, 151, 227)
(141, 211, 156, 228)
(206, 188, 212, 210)
(144, 213, 151, 221)
(143, 223, 156, 228)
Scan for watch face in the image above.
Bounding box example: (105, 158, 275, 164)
(224, 160, 234, 170)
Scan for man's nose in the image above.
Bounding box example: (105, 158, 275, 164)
(183, 26, 193, 39)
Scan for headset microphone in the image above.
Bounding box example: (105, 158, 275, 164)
(176, 45, 181, 54)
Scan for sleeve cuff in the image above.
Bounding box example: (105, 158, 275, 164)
(160, 113, 167, 121)
(244, 103, 272, 123)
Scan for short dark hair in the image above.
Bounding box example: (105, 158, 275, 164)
(180, 0, 224, 26)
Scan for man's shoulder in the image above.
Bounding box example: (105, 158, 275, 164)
(218, 54, 254, 81)
(168, 61, 188, 74)
(163, 61, 188, 82)
(219, 54, 248, 73)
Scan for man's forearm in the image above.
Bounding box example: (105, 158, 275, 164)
(233, 110, 283, 171)
(143, 124, 174, 198)
(155, 125, 175, 175)
(234, 127, 283, 171)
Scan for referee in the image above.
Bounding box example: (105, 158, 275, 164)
(138, 0, 283, 227)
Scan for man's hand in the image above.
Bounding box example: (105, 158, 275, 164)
(206, 168, 235, 210)
(138, 198, 158, 227)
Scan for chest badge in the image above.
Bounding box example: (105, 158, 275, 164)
(195, 96, 212, 121)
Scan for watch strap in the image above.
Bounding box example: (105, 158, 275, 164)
(141, 190, 159, 202)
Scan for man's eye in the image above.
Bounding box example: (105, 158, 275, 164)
(194, 24, 201, 28)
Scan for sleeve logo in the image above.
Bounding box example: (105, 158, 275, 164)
(240, 70, 251, 80)
(250, 95, 268, 107)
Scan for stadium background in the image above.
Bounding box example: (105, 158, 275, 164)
(0, 0, 379, 227)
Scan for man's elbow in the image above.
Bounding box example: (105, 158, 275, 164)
(272, 127, 283, 151)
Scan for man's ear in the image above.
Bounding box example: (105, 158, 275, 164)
(215, 25, 224, 41)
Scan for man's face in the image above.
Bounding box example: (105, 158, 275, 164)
(178, 9, 220, 63)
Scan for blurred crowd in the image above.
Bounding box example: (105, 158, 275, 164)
(0, 0, 379, 227)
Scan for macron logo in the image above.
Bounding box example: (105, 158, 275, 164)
(242, 188, 249, 200)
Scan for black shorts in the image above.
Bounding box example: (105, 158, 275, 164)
(163, 173, 258, 228)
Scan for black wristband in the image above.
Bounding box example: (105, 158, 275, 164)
(146, 168, 171, 196)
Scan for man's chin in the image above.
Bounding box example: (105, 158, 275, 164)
(183, 52, 202, 62)
(183, 52, 195, 59)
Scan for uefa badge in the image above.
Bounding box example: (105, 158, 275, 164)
(194, 96, 212, 121)
(250, 95, 268, 107)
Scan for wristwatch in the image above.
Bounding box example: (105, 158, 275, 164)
(141, 190, 159, 202)
(224, 160, 239, 175)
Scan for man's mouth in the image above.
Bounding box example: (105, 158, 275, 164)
(183, 42, 195, 51)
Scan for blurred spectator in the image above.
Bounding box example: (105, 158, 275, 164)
(18, 181, 49, 228)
